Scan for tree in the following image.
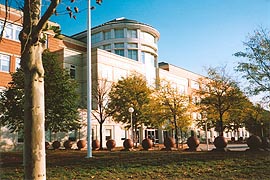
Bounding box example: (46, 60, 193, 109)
(243, 103, 270, 137)
(196, 66, 245, 136)
(0, 51, 80, 134)
(151, 80, 191, 148)
(223, 94, 251, 139)
(91, 79, 113, 149)
(235, 29, 270, 100)
(1, 1, 103, 178)
(107, 74, 152, 146)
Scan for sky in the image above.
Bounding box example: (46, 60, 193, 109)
(49, 0, 270, 76)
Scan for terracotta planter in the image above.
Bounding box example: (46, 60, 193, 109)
(106, 139, 116, 151)
(247, 135, 262, 150)
(214, 136, 228, 150)
(45, 142, 50, 150)
(123, 139, 133, 150)
(64, 140, 72, 150)
(164, 137, 175, 150)
(142, 138, 153, 150)
(187, 136, 200, 151)
(92, 139, 100, 150)
(261, 137, 270, 149)
(52, 141, 61, 150)
(77, 140, 86, 150)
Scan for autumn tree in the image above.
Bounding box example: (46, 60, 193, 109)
(196, 66, 245, 136)
(235, 28, 270, 100)
(107, 74, 152, 146)
(0, 51, 80, 135)
(91, 79, 114, 149)
(151, 80, 191, 148)
(243, 103, 270, 137)
(223, 94, 251, 139)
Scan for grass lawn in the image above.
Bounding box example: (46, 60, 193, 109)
(1, 148, 270, 180)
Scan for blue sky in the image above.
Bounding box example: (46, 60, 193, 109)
(49, 0, 270, 75)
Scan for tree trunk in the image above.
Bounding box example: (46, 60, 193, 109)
(99, 123, 103, 149)
(174, 115, 179, 148)
(23, 44, 46, 179)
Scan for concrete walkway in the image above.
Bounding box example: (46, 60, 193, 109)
(198, 143, 249, 151)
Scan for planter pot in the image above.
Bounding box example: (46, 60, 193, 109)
(214, 136, 228, 150)
(64, 140, 72, 150)
(164, 137, 175, 150)
(261, 137, 270, 149)
(92, 140, 100, 150)
(45, 142, 50, 150)
(106, 139, 116, 151)
(247, 135, 262, 150)
(187, 136, 200, 151)
(52, 141, 61, 150)
(123, 139, 133, 150)
(142, 138, 153, 150)
(77, 140, 86, 150)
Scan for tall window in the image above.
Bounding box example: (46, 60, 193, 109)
(104, 30, 111, 40)
(141, 52, 145, 64)
(91, 32, 102, 43)
(115, 29, 124, 38)
(15, 57, 21, 70)
(114, 43, 124, 57)
(0, 54, 10, 72)
(70, 65, 76, 79)
(127, 29, 137, 38)
(105, 129, 112, 140)
(128, 50, 138, 61)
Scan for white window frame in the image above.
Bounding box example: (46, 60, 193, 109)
(0, 54, 10, 72)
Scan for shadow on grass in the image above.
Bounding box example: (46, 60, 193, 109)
(1, 149, 270, 179)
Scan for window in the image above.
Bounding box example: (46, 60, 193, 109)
(68, 130, 77, 141)
(128, 50, 138, 61)
(115, 49, 124, 57)
(127, 29, 137, 38)
(5, 24, 13, 39)
(127, 43, 137, 48)
(0, 54, 10, 72)
(15, 26, 22, 41)
(0, 20, 22, 41)
(70, 65, 76, 79)
(141, 52, 145, 64)
(105, 129, 112, 140)
(114, 43, 124, 57)
(104, 30, 111, 40)
(143, 52, 155, 67)
(15, 57, 20, 70)
(191, 80, 199, 90)
(114, 43, 124, 48)
(104, 44, 111, 51)
(115, 29, 124, 38)
(91, 32, 102, 43)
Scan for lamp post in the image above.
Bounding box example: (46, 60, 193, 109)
(86, 0, 92, 158)
(261, 122, 264, 137)
(128, 107, 134, 143)
(205, 121, 209, 151)
(202, 112, 209, 151)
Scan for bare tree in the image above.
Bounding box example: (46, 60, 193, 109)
(92, 79, 114, 149)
